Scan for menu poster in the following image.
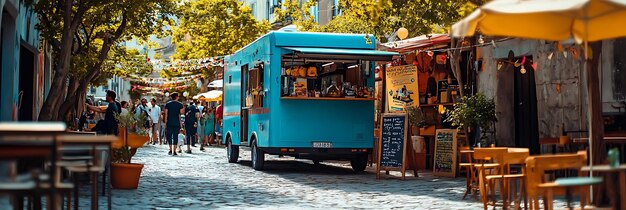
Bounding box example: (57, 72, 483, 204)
(433, 129, 458, 177)
(385, 65, 419, 112)
(377, 113, 408, 180)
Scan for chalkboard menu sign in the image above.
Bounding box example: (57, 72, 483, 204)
(433, 129, 458, 177)
(377, 113, 408, 179)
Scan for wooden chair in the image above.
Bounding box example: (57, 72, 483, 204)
(474, 147, 508, 210)
(459, 146, 478, 200)
(525, 151, 588, 210)
(485, 148, 530, 210)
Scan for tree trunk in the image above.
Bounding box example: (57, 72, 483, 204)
(38, 2, 88, 121)
(58, 38, 113, 120)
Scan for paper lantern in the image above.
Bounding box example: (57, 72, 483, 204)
(435, 54, 447, 65)
(397, 28, 409, 40)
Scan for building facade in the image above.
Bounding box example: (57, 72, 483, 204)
(242, 0, 339, 26)
(477, 38, 626, 153)
(0, 0, 48, 122)
(89, 76, 132, 104)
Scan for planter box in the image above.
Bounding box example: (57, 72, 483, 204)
(111, 163, 144, 189)
(127, 133, 149, 148)
(419, 125, 436, 136)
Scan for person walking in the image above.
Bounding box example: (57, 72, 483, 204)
(160, 110, 166, 144)
(149, 98, 162, 145)
(164, 92, 184, 156)
(203, 107, 216, 146)
(184, 101, 200, 153)
(120, 101, 130, 115)
(197, 103, 205, 151)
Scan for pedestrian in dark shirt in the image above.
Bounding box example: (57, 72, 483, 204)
(164, 92, 184, 156)
(86, 90, 121, 135)
(184, 101, 200, 153)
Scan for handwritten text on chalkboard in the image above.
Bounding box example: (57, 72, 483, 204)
(380, 116, 406, 168)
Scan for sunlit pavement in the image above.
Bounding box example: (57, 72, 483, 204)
(76, 145, 569, 209)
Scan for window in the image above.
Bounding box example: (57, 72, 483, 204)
(248, 63, 264, 107)
(613, 38, 626, 100)
(251, 2, 257, 18)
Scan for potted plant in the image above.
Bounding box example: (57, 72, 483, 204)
(406, 107, 427, 135)
(127, 113, 151, 149)
(110, 112, 148, 189)
(446, 93, 497, 147)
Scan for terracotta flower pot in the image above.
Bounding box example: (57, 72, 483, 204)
(127, 133, 149, 148)
(111, 163, 144, 189)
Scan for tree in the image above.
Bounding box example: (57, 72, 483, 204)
(32, 0, 176, 121)
(168, 0, 269, 95)
(275, 0, 484, 43)
(172, 0, 271, 59)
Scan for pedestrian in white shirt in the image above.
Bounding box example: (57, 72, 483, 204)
(149, 98, 162, 145)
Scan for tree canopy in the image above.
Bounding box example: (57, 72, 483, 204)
(275, 0, 485, 42)
(31, 0, 176, 121)
(172, 0, 271, 59)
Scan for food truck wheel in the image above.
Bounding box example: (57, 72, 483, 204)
(350, 155, 368, 172)
(227, 137, 239, 163)
(251, 141, 265, 170)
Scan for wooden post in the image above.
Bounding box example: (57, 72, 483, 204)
(587, 41, 606, 204)
(586, 41, 605, 166)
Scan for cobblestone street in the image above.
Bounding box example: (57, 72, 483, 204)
(77, 144, 568, 209)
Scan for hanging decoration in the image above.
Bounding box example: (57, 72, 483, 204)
(520, 56, 527, 74)
(151, 56, 225, 74)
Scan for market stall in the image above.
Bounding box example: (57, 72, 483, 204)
(378, 34, 479, 174)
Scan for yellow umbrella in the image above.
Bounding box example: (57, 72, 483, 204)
(452, 0, 626, 42)
(451, 0, 626, 192)
(196, 90, 223, 102)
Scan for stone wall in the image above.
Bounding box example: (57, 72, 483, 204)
(478, 39, 588, 145)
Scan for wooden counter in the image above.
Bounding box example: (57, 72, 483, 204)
(281, 96, 375, 101)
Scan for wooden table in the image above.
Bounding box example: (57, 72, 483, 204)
(545, 177, 603, 210)
(582, 164, 626, 209)
(0, 122, 66, 210)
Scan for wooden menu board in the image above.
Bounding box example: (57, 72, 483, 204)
(377, 113, 408, 180)
(433, 129, 458, 177)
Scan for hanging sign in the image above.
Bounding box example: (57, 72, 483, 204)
(385, 65, 419, 112)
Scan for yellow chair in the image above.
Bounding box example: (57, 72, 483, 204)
(525, 151, 588, 210)
(474, 147, 508, 210)
(485, 148, 530, 210)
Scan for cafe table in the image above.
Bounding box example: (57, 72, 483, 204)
(582, 164, 626, 209)
(57, 134, 117, 210)
(542, 177, 603, 210)
(0, 122, 67, 210)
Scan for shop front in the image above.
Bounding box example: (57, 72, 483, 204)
(377, 34, 479, 175)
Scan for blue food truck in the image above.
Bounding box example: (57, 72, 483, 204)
(222, 31, 396, 171)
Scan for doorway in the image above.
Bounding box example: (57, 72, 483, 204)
(19, 43, 36, 121)
(2, 9, 17, 120)
(240, 64, 249, 144)
(513, 55, 540, 154)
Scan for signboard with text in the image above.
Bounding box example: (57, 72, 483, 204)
(385, 65, 419, 112)
(377, 113, 408, 180)
(433, 129, 458, 177)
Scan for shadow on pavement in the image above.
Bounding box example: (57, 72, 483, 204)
(235, 159, 471, 203)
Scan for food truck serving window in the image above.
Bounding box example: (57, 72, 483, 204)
(280, 47, 397, 100)
(283, 47, 397, 61)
